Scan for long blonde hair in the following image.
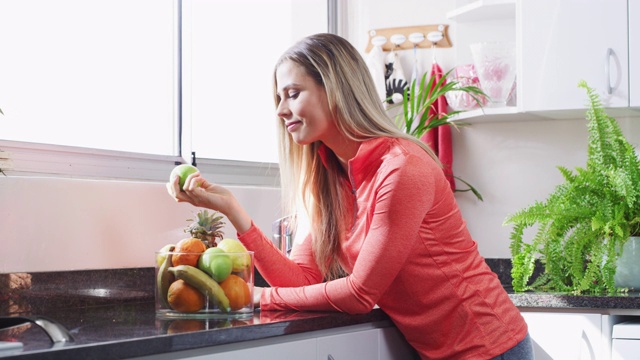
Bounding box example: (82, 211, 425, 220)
(273, 33, 437, 280)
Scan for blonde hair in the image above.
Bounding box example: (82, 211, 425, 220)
(273, 33, 437, 280)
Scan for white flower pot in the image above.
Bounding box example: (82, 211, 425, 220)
(615, 236, 640, 289)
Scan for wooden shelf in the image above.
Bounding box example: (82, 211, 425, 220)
(446, 0, 515, 22)
(364, 24, 451, 53)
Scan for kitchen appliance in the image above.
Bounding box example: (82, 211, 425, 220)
(272, 214, 297, 257)
(612, 320, 640, 359)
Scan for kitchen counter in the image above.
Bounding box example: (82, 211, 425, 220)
(2, 262, 640, 359)
(0, 302, 392, 359)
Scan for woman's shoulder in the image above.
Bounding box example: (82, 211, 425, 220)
(358, 136, 437, 170)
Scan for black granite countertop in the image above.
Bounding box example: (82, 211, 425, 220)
(2, 260, 640, 359)
(0, 302, 391, 360)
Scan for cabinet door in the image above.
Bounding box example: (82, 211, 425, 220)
(378, 327, 417, 360)
(520, 0, 629, 111)
(170, 338, 317, 360)
(316, 328, 379, 360)
(521, 312, 603, 360)
(630, 0, 640, 107)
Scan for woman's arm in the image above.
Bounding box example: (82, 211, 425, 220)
(261, 154, 434, 313)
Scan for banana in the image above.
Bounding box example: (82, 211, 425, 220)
(169, 265, 231, 312)
(156, 247, 175, 309)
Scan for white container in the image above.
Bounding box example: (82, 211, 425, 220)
(470, 42, 516, 107)
(614, 236, 640, 289)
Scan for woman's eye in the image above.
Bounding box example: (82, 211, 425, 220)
(289, 91, 299, 99)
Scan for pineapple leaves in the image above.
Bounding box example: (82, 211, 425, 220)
(185, 209, 226, 247)
(505, 81, 640, 295)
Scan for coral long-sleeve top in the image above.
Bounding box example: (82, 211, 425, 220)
(238, 137, 527, 360)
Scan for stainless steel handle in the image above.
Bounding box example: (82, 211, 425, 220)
(605, 48, 614, 95)
(328, 355, 335, 360)
(0, 316, 74, 343)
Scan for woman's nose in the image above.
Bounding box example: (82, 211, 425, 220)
(276, 102, 291, 119)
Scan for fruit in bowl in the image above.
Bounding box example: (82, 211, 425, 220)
(198, 247, 233, 282)
(155, 210, 254, 316)
(218, 238, 251, 272)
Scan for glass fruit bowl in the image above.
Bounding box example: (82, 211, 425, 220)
(155, 248, 254, 319)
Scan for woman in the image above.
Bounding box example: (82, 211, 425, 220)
(168, 33, 532, 360)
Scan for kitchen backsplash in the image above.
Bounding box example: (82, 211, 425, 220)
(0, 177, 281, 274)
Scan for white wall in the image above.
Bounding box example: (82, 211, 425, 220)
(0, 177, 281, 273)
(3, 0, 640, 274)
(344, 0, 640, 257)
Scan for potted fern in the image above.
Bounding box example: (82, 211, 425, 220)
(388, 69, 487, 201)
(505, 81, 640, 295)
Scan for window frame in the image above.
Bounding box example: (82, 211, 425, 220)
(0, 0, 341, 187)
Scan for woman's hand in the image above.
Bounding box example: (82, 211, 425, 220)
(167, 172, 231, 211)
(166, 172, 252, 233)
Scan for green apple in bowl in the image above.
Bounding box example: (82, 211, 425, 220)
(198, 247, 233, 282)
(170, 164, 198, 191)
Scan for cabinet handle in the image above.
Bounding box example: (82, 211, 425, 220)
(605, 48, 614, 95)
(328, 355, 335, 360)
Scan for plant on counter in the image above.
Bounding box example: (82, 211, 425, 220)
(387, 69, 487, 201)
(505, 81, 640, 295)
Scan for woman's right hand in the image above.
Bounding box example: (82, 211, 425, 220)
(166, 172, 252, 233)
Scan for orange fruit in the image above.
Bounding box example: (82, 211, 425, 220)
(172, 238, 207, 267)
(167, 279, 205, 313)
(219, 274, 251, 311)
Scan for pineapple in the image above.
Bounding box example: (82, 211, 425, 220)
(184, 209, 226, 248)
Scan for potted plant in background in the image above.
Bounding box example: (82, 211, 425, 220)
(505, 81, 640, 295)
(388, 69, 487, 201)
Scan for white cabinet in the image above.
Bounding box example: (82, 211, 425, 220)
(132, 324, 415, 360)
(519, 0, 628, 112)
(317, 328, 379, 360)
(205, 338, 316, 360)
(521, 312, 604, 360)
(448, 0, 634, 120)
(316, 326, 415, 360)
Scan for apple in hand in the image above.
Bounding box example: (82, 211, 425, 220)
(170, 164, 198, 191)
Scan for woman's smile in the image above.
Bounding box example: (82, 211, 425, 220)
(285, 120, 302, 132)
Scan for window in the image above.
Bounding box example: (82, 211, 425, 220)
(0, 0, 330, 184)
(183, 0, 328, 164)
(0, 0, 177, 155)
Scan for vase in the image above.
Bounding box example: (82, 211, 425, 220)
(470, 42, 516, 107)
(614, 236, 640, 289)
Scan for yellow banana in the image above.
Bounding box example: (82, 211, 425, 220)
(156, 247, 175, 309)
(169, 265, 231, 312)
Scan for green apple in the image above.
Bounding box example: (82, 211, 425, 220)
(217, 238, 251, 272)
(198, 247, 233, 282)
(170, 164, 198, 191)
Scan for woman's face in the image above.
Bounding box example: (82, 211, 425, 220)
(275, 60, 339, 145)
